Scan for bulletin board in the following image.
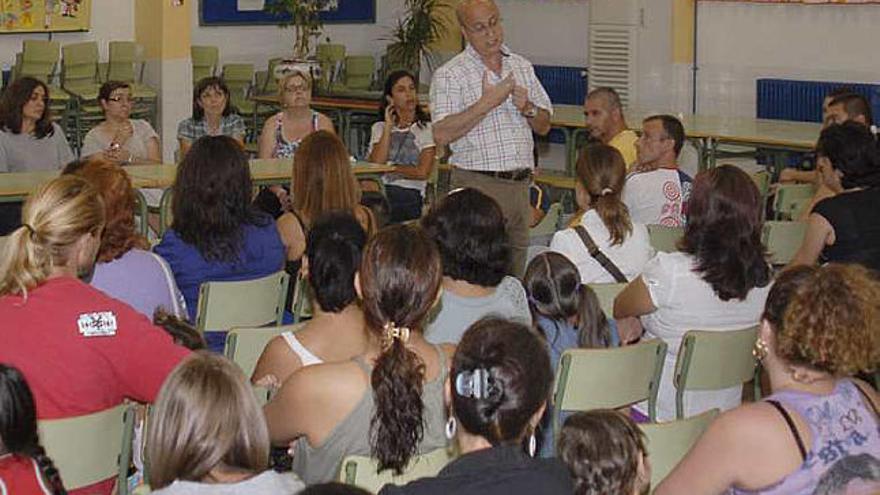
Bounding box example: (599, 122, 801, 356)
(199, 0, 376, 26)
(0, 0, 91, 34)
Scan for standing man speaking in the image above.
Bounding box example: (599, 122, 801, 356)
(430, 0, 553, 277)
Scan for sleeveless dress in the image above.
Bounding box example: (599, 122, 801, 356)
(272, 111, 320, 158)
(291, 345, 449, 484)
(0, 454, 53, 495)
(730, 379, 880, 495)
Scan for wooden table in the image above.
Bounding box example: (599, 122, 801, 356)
(0, 160, 394, 203)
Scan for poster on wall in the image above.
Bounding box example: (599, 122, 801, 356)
(0, 0, 91, 33)
(200, 0, 375, 26)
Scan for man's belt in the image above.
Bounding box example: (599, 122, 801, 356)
(469, 168, 533, 182)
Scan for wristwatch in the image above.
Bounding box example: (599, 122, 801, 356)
(522, 104, 538, 118)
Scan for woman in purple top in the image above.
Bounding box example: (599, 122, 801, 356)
(155, 136, 285, 322)
(64, 158, 185, 318)
(656, 264, 880, 495)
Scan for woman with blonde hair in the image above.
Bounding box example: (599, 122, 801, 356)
(656, 264, 880, 494)
(266, 224, 451, 484)
(276, 130, 374, 268)
(0, 175, 189, 495)
(550, 144, 653, 284)
(64, 158, 185, 319)
(148, 352, 304, 493)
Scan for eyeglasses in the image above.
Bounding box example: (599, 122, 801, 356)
(284, 84, 310, 94)
(107, 96, 133, 104)
(465, 16, 502, 37)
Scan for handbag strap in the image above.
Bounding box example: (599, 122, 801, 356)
(574, 225, 628, 283)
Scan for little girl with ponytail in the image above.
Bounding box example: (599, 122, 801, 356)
(0, 364, 67, 495)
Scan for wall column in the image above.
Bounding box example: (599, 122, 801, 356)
(135, 0, 191, 162)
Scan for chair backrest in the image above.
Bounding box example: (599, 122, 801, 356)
(344, 55, 375, 90)
(107, 41, 137, 83)
(290, 270, 313, 322)
(339, 447, 455, 493)
(221, 63, 255, 106)
(554, 339, 668, 436)
(316, 43, 346, 89)
(750, 170, 771, 200)
(259, 57, 283, 94)
(195, 270, 290, 333)
(61, 41, 99, 88)
(762, 220, 807, 265)
(773, 183, 815, 220)
(587, 282, 627, 317)
(20, 40, 60, 83)
(641, 409, 718, 489)
(647, 224, 683, 253)
(225, 322, 306, 379)
(39, 404, 135, 493)
(673, 326, 758, 419)
(191, 45, 219, 83)
(530, 202, 562, 237)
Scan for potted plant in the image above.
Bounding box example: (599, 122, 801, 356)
(386, 0, 448, 82)
(266, 0, 331, 80)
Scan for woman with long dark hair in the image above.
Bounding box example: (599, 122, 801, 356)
(266, 224, 451, 484)
(614, 165, 772, 420)
(380, 318, 572, 495)
(0, 364, 67, 495)
(155, 135, 285, 321)
(0, 76, 73, 172)
(368, 70, 436, 222)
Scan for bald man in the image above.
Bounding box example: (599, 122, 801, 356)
(430, 0, 553, 277)
(584, 87, 638, 170)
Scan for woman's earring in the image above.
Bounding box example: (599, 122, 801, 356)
(445, 416, 457, 440)
(752, 338, 769, 362)
(528, 430, 537, 458)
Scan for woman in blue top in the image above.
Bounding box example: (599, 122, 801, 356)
(177, 77, 246, 158)
(368, 70, 436, 223)
(155, 135, 285, 323)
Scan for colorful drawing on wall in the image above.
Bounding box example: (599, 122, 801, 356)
(0, 0, 90, 33)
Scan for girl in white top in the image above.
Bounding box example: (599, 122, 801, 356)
(551, 144, 654, 283)
(614, 165, 772, 420)
(251, 211, 368, 387)
(368, 70, 436, 223)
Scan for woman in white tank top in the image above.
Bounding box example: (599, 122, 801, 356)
(251, 211, 368, 386)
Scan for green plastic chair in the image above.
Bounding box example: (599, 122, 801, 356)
(225, 322, 306, 379)
(61, 41, 101, 99)
(673, 326, 759, 420)
(773, 183, 815, 221)
(19, 40, 60, 83)
(339, 447, 455, 493)
(530, 202, 562, 237)
(191, 45, 219, 84)
(587, 282, 628, 317)
(641, 409, 718, 489)
(316, 43, 346, 91)
(195, 270, 290, 333)
(39, 404, 135, 495)
(553, 340, 668, 438)
(750, 170, 771, 201)
(343, 55, 375, 91)
(647, 224, 683, 253)
(762, 221, 807, 266)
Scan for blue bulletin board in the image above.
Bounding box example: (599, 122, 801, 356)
(199, 0, 376, 26)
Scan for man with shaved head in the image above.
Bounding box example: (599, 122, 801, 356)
(430, 0, 553, 277)
(583, 87, 638, 170)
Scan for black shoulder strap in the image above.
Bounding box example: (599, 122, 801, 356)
(766, 399, 808, 462)
(574, 225, 628, 283)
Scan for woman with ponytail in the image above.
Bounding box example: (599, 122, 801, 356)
(0, 176, 189, 494)
(0, 364, 66, 495)
(266, 224, 452, 484)
(380, 318, 573, 495)
(550, 144, 653, 284)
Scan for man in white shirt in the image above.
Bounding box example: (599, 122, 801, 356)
(623, 114, 692, 227)
(430, 0, 553, 277)
(583, 87, 638, 170)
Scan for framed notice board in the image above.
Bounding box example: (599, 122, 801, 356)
(199, 0, 376, 26)
(0, 0, 91, 34)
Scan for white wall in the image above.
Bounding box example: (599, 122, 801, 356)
(695, 3, 880, 117)
(0, 0, 134, 70)
(496, 0, 589, 67)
